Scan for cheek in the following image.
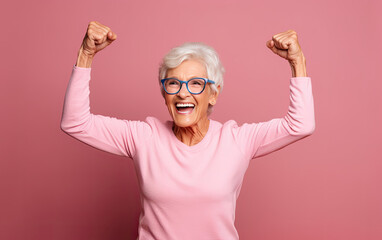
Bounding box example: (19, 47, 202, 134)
(196, 95, 210, 111)
(164, 95, 172, 105)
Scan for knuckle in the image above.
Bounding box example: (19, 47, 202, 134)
(88, 25, 95, 33)
(96, 32, 104, 39)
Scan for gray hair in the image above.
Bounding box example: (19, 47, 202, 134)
(158, 42, 225, 116)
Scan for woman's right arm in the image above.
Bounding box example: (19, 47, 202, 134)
(60, 63, 151, 158)
(60, 21, 152, 158)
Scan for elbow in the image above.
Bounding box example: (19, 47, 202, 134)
(60, 121, 81, 134)
(60, 123, 84, 134)
(287, 120, 315, 136)
(299, 123, 315, 136)
(60, 122, 70, 133)
(284, 110, 316, 136)
(284, 116, 316, 136)
(60, 124, 67, 132)
(60, 117, 91, 134)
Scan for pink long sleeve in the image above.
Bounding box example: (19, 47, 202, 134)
(231, 76, 315, 159)
(60, 65, 152, 159)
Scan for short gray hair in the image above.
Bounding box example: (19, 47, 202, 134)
(158, 42, 225, 116)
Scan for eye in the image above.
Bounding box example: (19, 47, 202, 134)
(189, 79, 204, 85)
(166, 79, 180, 85)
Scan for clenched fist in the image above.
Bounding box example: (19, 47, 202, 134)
(79, 21, 117, 57)
(266, 30, 304, 63)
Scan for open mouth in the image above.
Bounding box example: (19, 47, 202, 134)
(175, 102, 195, 114)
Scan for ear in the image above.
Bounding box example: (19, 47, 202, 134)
(209, 85, 221, 105)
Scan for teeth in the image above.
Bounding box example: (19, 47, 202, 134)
(176, 103, 195, 107)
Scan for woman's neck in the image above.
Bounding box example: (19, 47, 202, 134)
(172, 118, 210, 146)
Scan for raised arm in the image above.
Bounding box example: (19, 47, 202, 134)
(60, 21, 151, 158)
(232, 30, 315, 159)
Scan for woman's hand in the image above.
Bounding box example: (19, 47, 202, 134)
(266, 30, 307, 77)
(266, 30, 305, 64)
(79, 21, 117, 57)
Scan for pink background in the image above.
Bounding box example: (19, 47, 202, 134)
(1, 0, 381, 239)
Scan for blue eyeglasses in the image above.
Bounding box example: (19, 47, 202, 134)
(161, 77, 215, 95)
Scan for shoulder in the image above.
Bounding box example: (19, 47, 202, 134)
(213, 119, 261, 138)
(212, 119, 240, 130)
(143, 116, 173, 135)
(209, 119, 242, 137)
(145, 116, 161, 126)
(145, 116, 169, 129)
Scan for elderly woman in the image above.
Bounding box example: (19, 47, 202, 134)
(61, 21, 315, 240)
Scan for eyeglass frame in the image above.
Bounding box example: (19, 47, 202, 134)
(160, 77, 216, 95)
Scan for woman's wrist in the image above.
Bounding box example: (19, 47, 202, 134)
(289, 55, 307, 77)
(75, 47, 94, 68)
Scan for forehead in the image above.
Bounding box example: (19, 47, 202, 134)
(166, 59, 207, 78)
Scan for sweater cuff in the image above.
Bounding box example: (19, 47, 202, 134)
(73, 64, 92, 71)
(291, 76, 310, 80)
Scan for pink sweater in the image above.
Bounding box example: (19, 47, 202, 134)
(61, 65, 315, 240)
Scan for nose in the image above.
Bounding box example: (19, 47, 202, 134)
(177, 82, 191, 97)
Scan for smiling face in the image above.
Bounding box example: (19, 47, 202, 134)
(164, 59, 220, 128)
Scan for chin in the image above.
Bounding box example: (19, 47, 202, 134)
(172, 115, 198, 129)
(173, 116, 197, 128)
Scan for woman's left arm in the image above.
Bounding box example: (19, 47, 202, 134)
(233, 72, 315, 159)
(232, 30, 315, 159)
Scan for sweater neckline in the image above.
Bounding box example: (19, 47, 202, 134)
(166, 119, 215, 151)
